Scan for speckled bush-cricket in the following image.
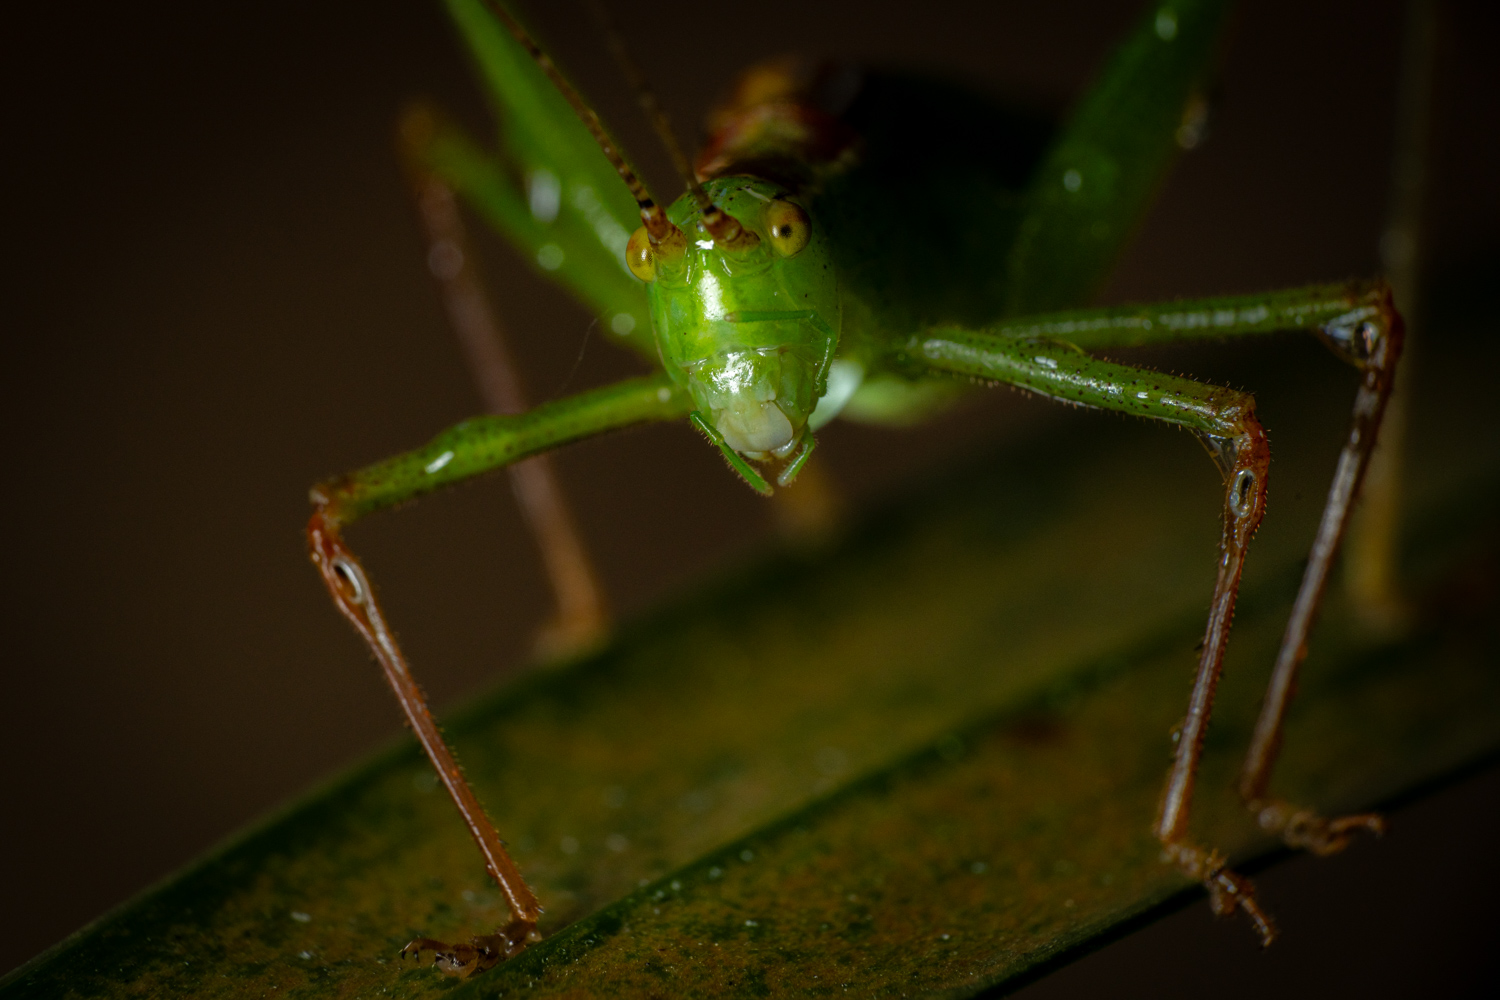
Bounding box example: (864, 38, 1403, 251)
(306, 0, 1404, 974)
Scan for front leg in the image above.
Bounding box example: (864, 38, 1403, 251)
(977, 282, 1405, 864)
(917, 324, 1277, 939)
(308, 375, 690, 971)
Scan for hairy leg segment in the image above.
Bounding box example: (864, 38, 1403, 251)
(917, 280, 1403, 942)
(308, 375, 689, 972)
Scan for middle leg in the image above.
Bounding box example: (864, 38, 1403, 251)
(405, 163, 610, 658)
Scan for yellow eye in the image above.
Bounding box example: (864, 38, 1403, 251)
(764, 200, 811, 257)
(626, 225, 655, 282)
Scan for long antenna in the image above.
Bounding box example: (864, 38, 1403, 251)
(585, 0, 750, 247)
(479, 0, 680, 245)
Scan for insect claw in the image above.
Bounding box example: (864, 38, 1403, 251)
(1163, 841, 1278, 945)
(1225, 880, 1279, 948)
(401, 919, 539, 977)
(1252, 799, 1387, 857)
(1204, 865, 1278, 946)
(402, 935, 487, 975)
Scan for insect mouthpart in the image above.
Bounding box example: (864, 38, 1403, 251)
(685, 347, 817, 460)
(713, 395, 795, 458)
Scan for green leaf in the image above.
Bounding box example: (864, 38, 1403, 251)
(5, 328, 1497, 997)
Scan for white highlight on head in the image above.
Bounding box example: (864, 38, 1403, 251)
(696, 271, 727, 320)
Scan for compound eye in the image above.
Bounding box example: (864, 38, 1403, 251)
(764, 200, 811, 257)
(626, 225, 656, 282)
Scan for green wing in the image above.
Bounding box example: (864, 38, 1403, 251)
(1006, 0, 1234, 314)
(411, 0, 654, 357)
(829, 0, 1234, 423)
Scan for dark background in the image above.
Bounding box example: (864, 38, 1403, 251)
(4, 0, 1497, 992)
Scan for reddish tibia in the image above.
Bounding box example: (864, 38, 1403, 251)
(307, 511, 542, 970)
(1239, 291, 1406, 847)
(1153, 418, 1276, 943)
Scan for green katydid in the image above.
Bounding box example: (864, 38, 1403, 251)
(307, 0, 1402, 975)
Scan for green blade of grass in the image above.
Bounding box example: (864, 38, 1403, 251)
(4, 341, 1496, 998)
